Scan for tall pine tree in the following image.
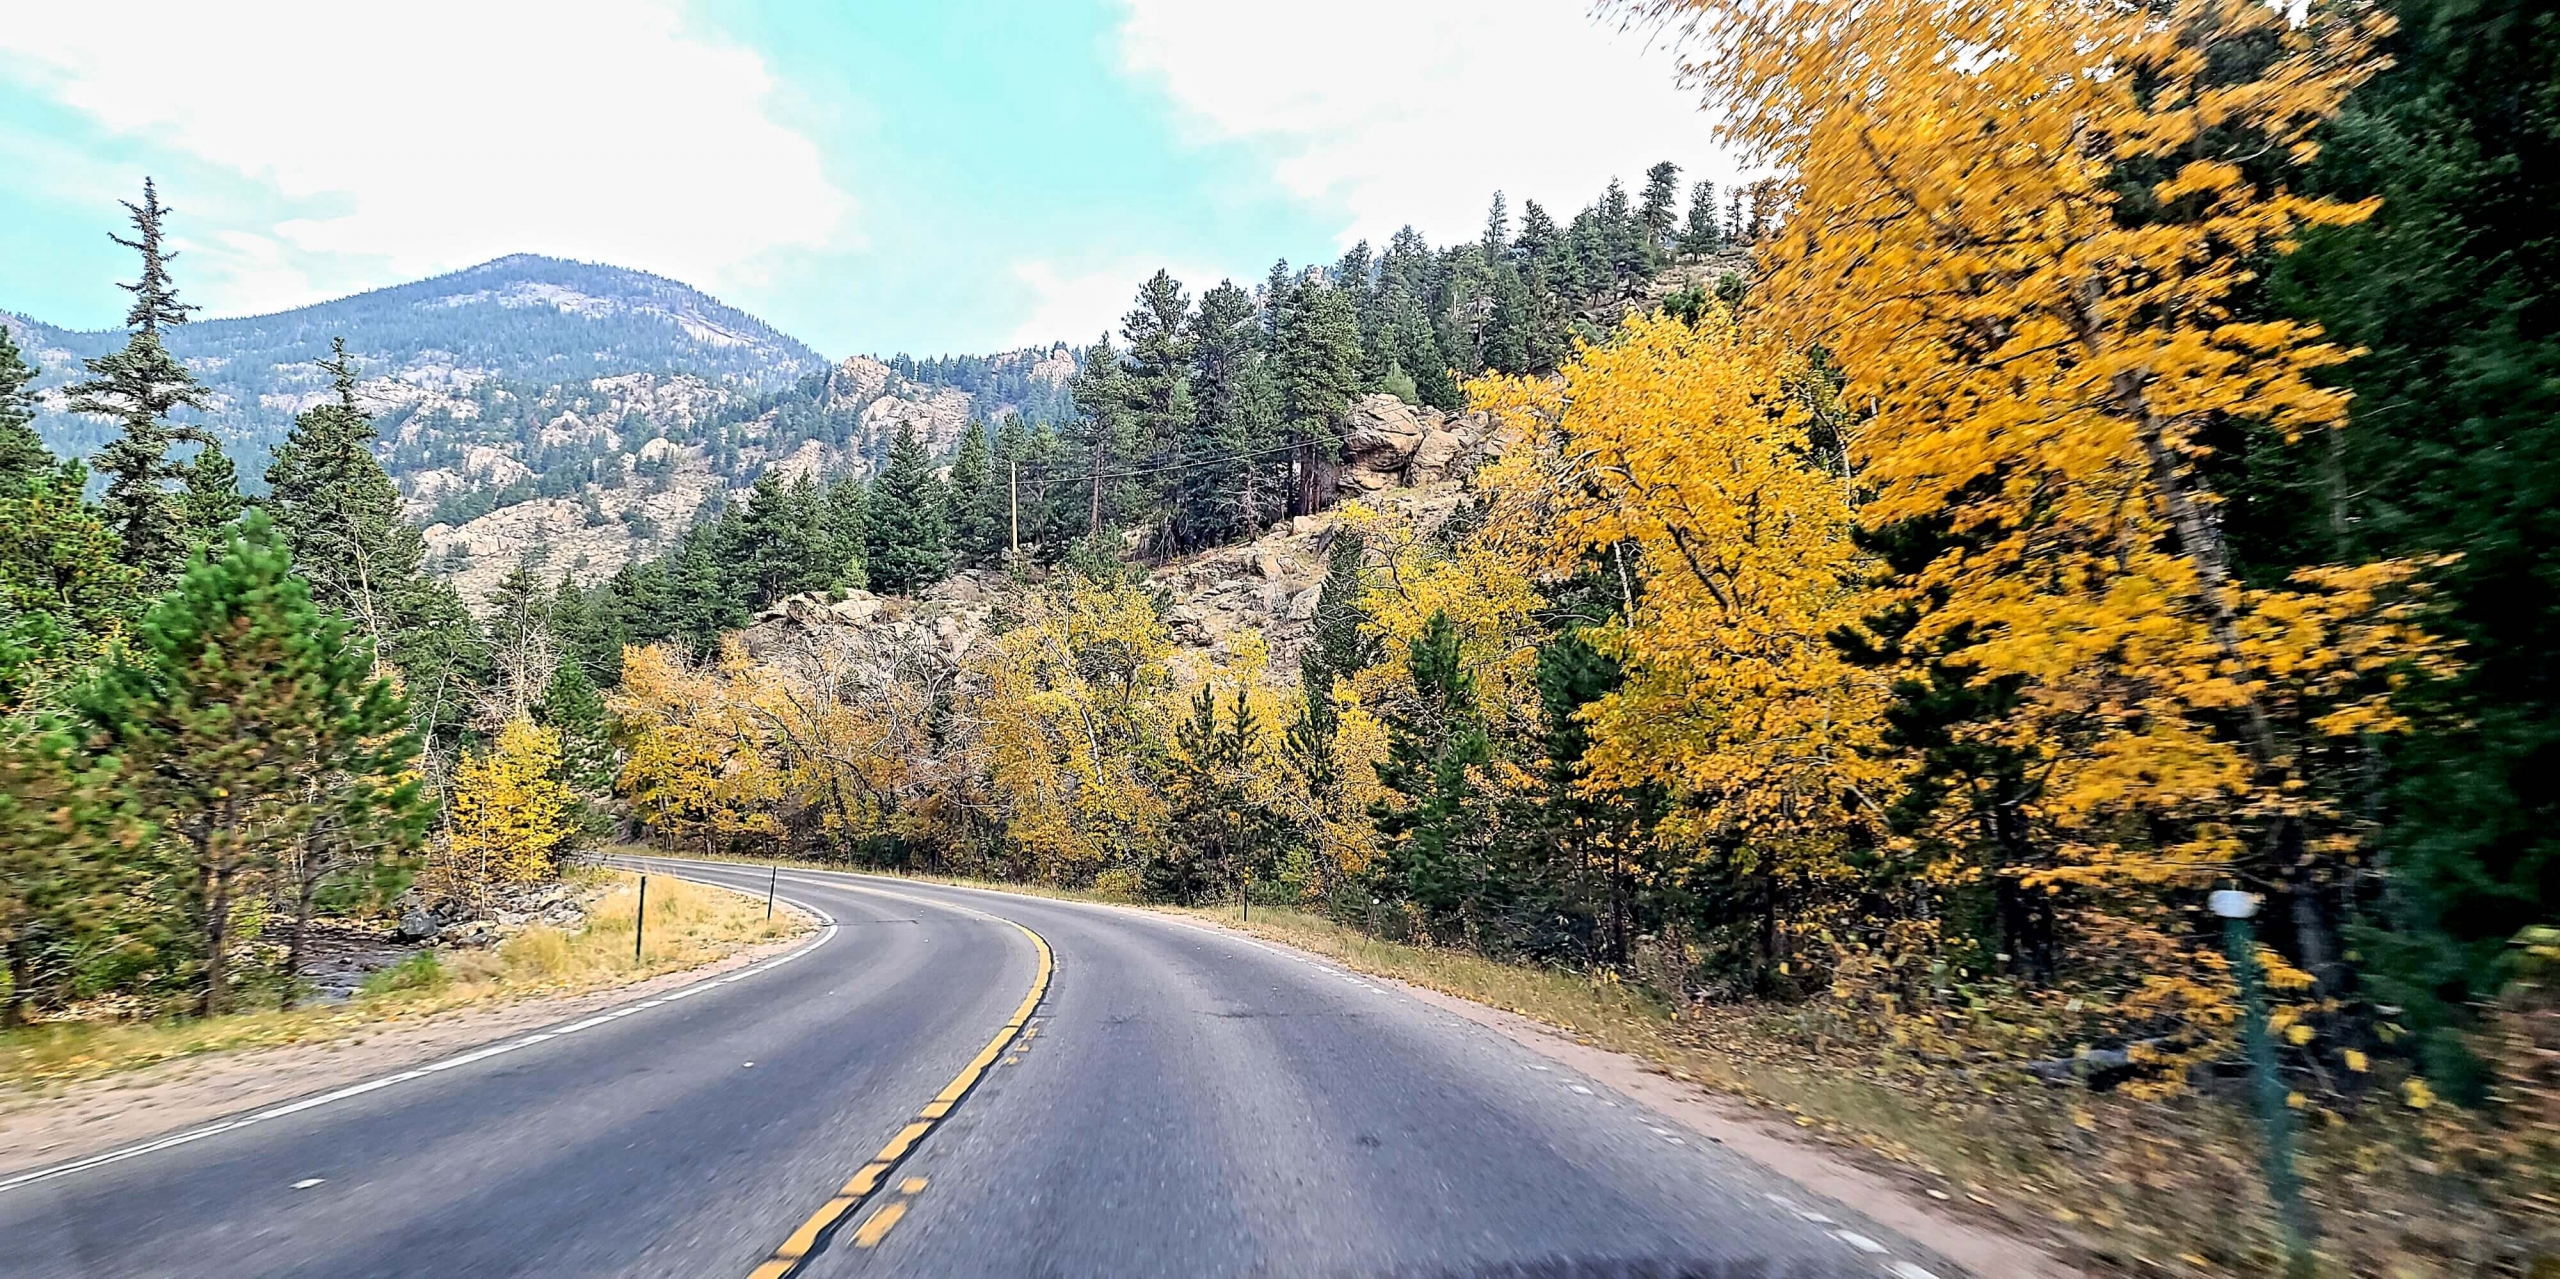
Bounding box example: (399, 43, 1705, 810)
(1272, 276, 1362, 516)
(865, 422, 951, 594)
(266, 338, 429, 660)
(69, 179, 209, 583)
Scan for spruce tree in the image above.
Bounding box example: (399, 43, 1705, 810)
(77, 511, 417, 1016)
(820, 473, 869, 588)
(864, 422, 951, 594)
(1680, 180, 1724, 259)
(536, 657, 616, 798)
(1272, 277, 1362, 515)
(180, 438, 245, 549)
(945, 421, 998, 565)
(0, 468, 140, 712)
(1067, 333, 1140, 538)
(734, 470, 833, 608)
(1174, 280, 1260, 548)
(70, 181, 210, 583)
(1285, 530, 1378, 819)
(1157, 686, 1287, 905)
(1369, 610, 1495, 925)
(0, 717, 130, 1026)
(0, 324, 53, 493)
(1121, 270, 1195, 459)
(1638, 161, 1682, 262)
(265, 338, 427, 657)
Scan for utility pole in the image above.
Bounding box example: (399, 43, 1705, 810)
(1009, 459, 1020, 555)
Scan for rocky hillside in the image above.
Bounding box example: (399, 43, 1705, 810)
(6, 254, 1082, 609)
(735, 393, 1510, 680)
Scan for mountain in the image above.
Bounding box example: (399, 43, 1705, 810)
(5, 254, 1078, 607)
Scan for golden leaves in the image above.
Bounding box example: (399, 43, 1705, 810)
(446, 718, 577, 887)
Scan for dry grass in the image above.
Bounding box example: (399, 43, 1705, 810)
(0, 869, 805, 1094)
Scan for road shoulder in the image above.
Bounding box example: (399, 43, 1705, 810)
(0, 899, 818, 1181)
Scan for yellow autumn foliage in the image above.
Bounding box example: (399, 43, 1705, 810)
(446, 718, 577, 887)
(1476, 309, 1890, 856)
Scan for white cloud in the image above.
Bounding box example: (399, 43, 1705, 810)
(1004, 255, 1242, 351)
(1115, 0, 1732, 248)
(0, 1, 852, 315)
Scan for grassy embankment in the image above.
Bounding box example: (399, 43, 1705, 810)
(664, 849, 2548, 1278)
(0, 869, 805, 1095)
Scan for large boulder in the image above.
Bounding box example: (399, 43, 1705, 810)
(1341, 394, 1431, 476)
(1405, 428, 1469, 486)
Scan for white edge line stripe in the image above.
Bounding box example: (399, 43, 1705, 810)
(0, 873, 838, 1197)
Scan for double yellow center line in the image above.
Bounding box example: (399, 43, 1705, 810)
(746, 918, 1054, 1278)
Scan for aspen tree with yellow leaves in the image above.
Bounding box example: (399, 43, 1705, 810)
(444, 718, 577, 889)
(1635, 0, 2445, 1039)
(1476, 307, 1890, 982)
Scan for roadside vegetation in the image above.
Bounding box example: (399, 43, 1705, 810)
(0, 870, 801, 1094)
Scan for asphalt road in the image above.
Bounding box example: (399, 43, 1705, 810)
(0, 859, 1959, 1278)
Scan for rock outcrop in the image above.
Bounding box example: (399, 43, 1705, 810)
(1333, 394, 1506, 495)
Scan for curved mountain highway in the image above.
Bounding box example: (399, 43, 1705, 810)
(0, 859, 1960, 1278)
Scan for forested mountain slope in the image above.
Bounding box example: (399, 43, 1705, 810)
(3, 255, 1079, 605)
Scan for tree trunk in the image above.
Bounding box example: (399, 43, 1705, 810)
(4, 937, 32, 1029)
(200, 863, 230, 1018)
(280, 871, 321, 1012)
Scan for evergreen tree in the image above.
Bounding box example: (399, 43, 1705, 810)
(0, 324, 53, 493)
(547, 574, 621, 687)
(0, 465, 140, 713)
(1285, 530, 1379, 822)
(0, 717, 131, 1026)
(179, 438, 245, 549)
(1272, 277, 1362, 515)
(735, 470, 834, 608)
(864, 422, 951, 594)
(1067, 333, 1146, 541)
(1120, 269, 1195, 461)
(535, 656, 616, 799)
(2278, 0, 2560, 1096)
(1638, 161, 1683, 262)
(820, 472, 869, 588)
(1172, 280, 1263, 548)
(1679, 179, 1724, 259)
(1156, 685, 1288, 905)
(69, 180, 210, 583)
(77, 512, 418, 1015)
(1370, 610, 1496, 926)
(1599, 178, 1652, 290)
(265, 338, 428, 658)
(945, 421, 999, 565)
(1381, 287, 1459, 410)
(665, 527, 744, 657)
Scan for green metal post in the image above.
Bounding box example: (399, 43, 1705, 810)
(2224, 904, 2318, 1275)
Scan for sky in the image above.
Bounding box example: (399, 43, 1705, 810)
(0, 1, 1731, 359)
